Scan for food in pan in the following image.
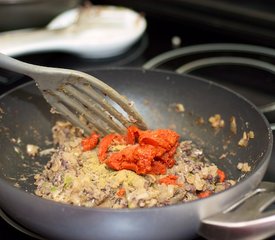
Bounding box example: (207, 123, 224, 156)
(208, 114, 225, 129)
(238, 131, 255, 147)
(34, 121, 236, 208)
(237, 162, 251, 172)
(26, 144, 40, 157)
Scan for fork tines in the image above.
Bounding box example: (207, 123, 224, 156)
(50, 76, 147, 136)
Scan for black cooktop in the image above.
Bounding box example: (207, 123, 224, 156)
(1, 11, 275, 240)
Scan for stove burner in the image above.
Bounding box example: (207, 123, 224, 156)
(143, 43, 275, 123)
(143, 43, 275, 70)
(175, 56, 275, 75)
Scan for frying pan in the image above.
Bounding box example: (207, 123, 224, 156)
(0, 68, 274, 240)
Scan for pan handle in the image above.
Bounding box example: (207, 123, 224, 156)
(199, 181, 275, 240)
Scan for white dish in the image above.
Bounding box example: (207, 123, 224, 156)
(0, 5, 147, 59)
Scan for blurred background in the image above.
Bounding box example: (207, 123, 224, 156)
(93, 0, 275, 47)
(2, 0, 275, 45)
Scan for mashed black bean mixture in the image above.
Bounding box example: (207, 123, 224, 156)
(34, 121, 235, 208)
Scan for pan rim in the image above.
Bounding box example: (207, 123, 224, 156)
(0, 67, 273, 213)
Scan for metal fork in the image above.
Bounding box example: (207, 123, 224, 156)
(0, 53, 147, 135)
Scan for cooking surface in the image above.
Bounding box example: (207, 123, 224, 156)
(1, 10, 275, 240)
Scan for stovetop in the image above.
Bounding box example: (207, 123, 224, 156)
(1, 13, 275, 240)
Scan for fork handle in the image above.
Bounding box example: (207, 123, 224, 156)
(0, 52, 57, 81)
(0, 52, 38, 76)
(0, 52, 75, 92)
